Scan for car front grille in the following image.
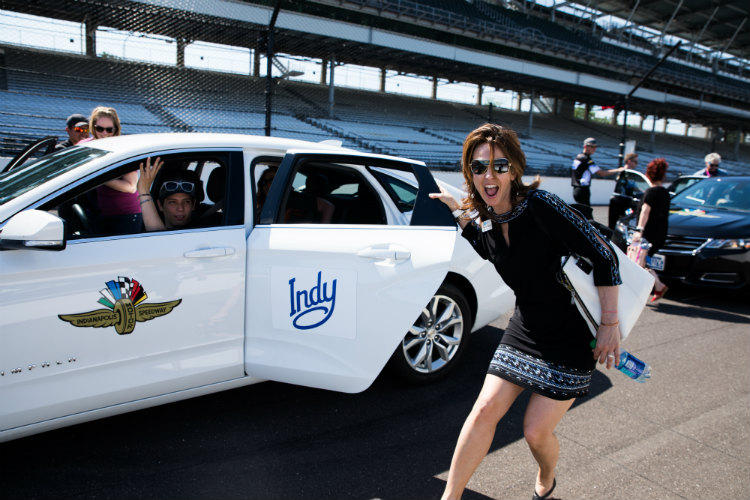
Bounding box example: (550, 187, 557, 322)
(660, 235, 710, 255)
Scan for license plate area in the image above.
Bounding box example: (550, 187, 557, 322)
(648, 254, 665, 271)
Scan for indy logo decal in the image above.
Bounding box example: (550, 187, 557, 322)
(58, 277, 181, 335)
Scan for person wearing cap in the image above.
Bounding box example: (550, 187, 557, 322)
(137, 157, 201, 231)
(694, 152, 727, 177)
(54, 113, 90, 150)
(571, 137, 624, 206)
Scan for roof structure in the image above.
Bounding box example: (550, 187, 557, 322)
(561, 0, 749, 63)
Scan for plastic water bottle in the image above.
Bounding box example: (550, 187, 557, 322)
(590, 340, 651, 382)
(616, 351, 652, 383)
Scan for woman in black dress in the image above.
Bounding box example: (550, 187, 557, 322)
(633, 158, 670, 301)
(430, 124, 622, 500)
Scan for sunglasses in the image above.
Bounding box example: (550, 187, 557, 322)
(73, 126, 89, 133)
(709, 163, 720, 167)
(160, 181, 195, 197)
(470, 158, 511, 175)
(94, 125, 115, 134)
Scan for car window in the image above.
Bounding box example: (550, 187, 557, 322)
(0, 146, 110, 205)
(39, 151, 234, 240)
(614, 170, 650, 198)
(276, 162, 386, 225)
(369, 168, 418, 213)
(668, 177, 703, 196)
(671, 178, 750, 213)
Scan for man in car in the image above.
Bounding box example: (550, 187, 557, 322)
(571, 137, 624, 206)
(137, 157, 202, 231)
(694, 152, 727, 177)
(54, 114, 90, 150)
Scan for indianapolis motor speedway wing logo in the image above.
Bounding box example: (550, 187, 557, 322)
(58, 277, 181, 335)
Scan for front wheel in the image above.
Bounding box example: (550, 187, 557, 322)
(389, 282, 472, 384)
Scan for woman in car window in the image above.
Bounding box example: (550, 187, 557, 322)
(87, 106, 142, 235)
(632, 157, 670, 301)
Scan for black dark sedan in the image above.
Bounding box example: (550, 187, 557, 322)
(607, 170, 704, 228)
(613, 176, 750, 289)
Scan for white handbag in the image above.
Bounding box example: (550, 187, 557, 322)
(558, 243, 654, 339)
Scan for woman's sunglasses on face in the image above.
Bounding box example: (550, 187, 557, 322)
(94, 125, 115, 134)
(470, 158, 510, 175)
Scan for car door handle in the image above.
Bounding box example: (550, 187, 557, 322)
(184, 247, 236, 258)
(357, 246, 411, 262)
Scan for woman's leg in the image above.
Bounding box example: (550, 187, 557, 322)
(441, 375, 524, 500)
(523, 394, 576, 496)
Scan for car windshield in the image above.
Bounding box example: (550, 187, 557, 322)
(671, 177, 749, 213)
(0, 146, 110, 205)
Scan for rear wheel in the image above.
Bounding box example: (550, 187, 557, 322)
(389, 282, 472, 384)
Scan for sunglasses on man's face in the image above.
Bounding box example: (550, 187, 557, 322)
(161, 181, 195, 194)
(94, 125, 115, 134)
(73, 126, 89, 133)
(470, 158, 511, 175)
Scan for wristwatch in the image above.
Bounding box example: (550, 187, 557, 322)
(452, 208, 465, 221)
(635, 226, 644, 232)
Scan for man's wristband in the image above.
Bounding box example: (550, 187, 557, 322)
(139, 197, 153, 206)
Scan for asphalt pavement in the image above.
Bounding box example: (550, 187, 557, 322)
(0, 196, 748, 500)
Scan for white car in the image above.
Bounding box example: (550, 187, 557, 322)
(0, 133, 514, 442)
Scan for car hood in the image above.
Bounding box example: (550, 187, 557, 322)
(667, 206, 750, 238)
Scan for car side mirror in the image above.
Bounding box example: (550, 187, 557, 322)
(0, 210, 67, 251)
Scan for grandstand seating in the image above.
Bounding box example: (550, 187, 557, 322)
(1, 45, 747, 178)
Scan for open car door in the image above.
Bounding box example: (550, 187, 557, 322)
(245, 152, 457, 393)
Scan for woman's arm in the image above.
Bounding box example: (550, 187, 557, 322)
(429, 186, 471, 229)
(103, 171, 138, 193)
(632, 202, 651, 243)
(137, 157, 166, 231)
(593, 285, 621, 370)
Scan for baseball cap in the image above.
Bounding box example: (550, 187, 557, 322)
(66, 114, 88, 129)
(583, 137, 598, 147)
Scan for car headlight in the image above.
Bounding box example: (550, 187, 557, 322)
(705, 238, 750, 250)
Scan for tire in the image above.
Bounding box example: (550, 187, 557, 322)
(389, 282, 472, 384)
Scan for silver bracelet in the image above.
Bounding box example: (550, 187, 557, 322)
(452, 208, 465, 221)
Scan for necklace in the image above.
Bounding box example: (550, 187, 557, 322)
(488, 197, 528, 223)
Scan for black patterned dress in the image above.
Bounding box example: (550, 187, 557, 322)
(461, 190, 621, 400)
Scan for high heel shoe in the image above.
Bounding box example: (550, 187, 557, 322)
(532, 477, 556, 500)
(650, 285, 668, 302)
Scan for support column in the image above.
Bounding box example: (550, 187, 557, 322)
(432, 76, 438, 99)
(476, 84, 483, 106)
(84, 18, 97, 57)
(684, 122, 690, 136)
(516, 92, 523, 112)
(176, 38, 187, 68)
(253, 39, 262, 77)
(527, 91, 534, 136)
(379, 67, 386, 92)
(584, 103, 591, 121)
(328, 55, 335, 119)
(320, 58, 327, 84)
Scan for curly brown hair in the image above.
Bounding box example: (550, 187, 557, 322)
(459, 123, 540, 220)
(645, 157, 669, 183)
